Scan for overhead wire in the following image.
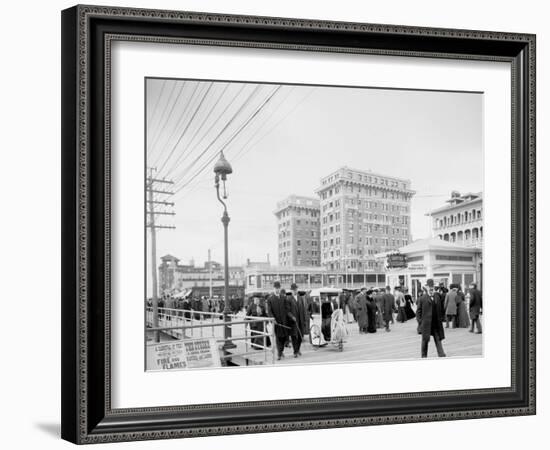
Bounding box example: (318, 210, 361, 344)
(147, 81, 178, 149)
(147, 81, 187, 163)
(155, 82, 214, 177)
(229, 85, 296, 163)
(170, 84, 263, 188)
(232, 87, 317, 165)
(149, 82, 202, 168)
(147, 79, 167, 129)
(166, 83, 249, 185)
(174, 85, 282, 196)
(161, 82, 231, 179)
(173, 84, 292, 198)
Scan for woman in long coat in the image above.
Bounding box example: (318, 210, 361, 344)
(297, 293, 313, 338)
(320, 297, 334, 341)
(366, 290, 378, 333)
(404, 288, 416, 320)
(355, 291, 369, 333)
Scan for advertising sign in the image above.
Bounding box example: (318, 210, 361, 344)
(147, 338, 221, 371)
(386, 253, 408, 269)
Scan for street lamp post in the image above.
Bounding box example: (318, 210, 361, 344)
(214, 151, 236, 350)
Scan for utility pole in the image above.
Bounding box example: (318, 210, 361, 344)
(146, 167, 175, 343)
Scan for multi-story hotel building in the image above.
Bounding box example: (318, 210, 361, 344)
(274, 195, 321, 267)
(427, 191, 483, 248)
(316, 167, 415, 272)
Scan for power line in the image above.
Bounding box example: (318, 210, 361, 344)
(147, 81, 178, 149)
(147, 81, 187, 162)
(173, 85, 290, 198)
(233, 87, 316, 165)
(162, 83, 231, 179)
(149, 82, 201, 167)
(171, 84, 263, 188)
(229, 85, 296, 162)
(147, 79, 167, 129)
(167, 83, 249, 185)
(216, 85, 282, 158)
(155, 82, 214, 176)
(174, 85, 311, 203)
(174, 85, 282, 195)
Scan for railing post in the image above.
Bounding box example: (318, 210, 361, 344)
(244, 320, 249, 358)
(262, 320, 267, 363)
(271, 319, 276, 364)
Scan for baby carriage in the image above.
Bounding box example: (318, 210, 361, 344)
(310, 309, 349, 351)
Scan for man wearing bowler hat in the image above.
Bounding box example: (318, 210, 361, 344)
(416, 279, 447, 358)
(287, 283, 307, 357)
(267, 281, 290, 360)
(381, 286, 396, 332)
(468, 282, 483, 334)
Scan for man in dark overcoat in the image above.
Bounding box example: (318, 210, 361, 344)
(436, 284, 448, 322)
(374, 289, 384, 329)
(416, 283, 446, 358)
(355, 287, 369, 333)
(382, 286, 395, 332)
(267, 281, 290, 360)
(285, 283, 303, 357)
(468, 283, 483, 333)
(301, 292, 313, 337)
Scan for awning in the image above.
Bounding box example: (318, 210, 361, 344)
(172, 289, 192, 299)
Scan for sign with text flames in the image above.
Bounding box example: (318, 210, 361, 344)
(147, 338, 222, 371)
(386, 253, 408, 269)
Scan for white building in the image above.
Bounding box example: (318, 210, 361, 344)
(376, 238, 482, 299)
(427, 191, 483, 248)
(315, 166, 415, 272)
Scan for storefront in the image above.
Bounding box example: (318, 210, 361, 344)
(376, 238, 482, 299)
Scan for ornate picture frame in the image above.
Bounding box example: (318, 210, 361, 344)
(61, 4, 536, 444)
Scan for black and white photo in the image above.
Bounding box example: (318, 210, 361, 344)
(144, 78, 484, 371)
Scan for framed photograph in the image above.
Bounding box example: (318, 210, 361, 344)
(61, 4, 536, 444)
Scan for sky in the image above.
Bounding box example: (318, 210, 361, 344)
(146, 78, 483, 271)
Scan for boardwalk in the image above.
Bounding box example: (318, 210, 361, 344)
(146, 312, 483, 369)
(275, 318, 483, 366)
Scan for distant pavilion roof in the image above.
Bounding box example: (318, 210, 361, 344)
(375, 238, 480, 259)
(161, 254, 180, 261)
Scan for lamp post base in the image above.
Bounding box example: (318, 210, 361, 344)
(222, 311, 236, 349)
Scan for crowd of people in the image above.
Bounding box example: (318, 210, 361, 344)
(147, 294, 245, 319)
(259, 279, 483, 360)
(147, 280, 483, 360)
